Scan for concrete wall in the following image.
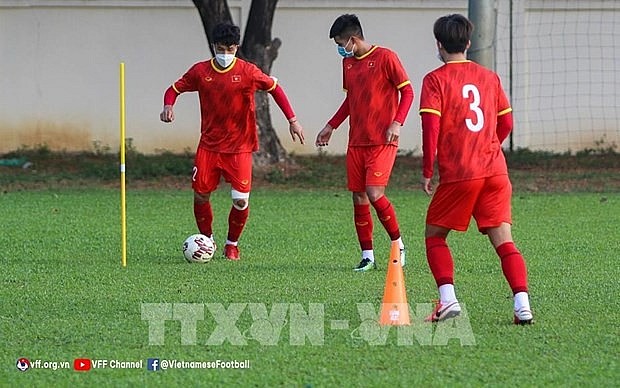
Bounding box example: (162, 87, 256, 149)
(1, 0, 618, 155)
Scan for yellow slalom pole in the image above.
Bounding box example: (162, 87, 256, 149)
(120, 62, 127, 267)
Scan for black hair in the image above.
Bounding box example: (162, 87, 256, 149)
(329, 14, 364, 39)
(433, 14, 474, 54)
(212, 22, 241, 46)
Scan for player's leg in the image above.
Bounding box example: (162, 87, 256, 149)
(365, 145, 405, 265)
(424, 180, 482, 322)
(424, 224, 461, 321)
(475, 175, 533, 324)
(194, 191, 213, 239)
(352, 190, 375, 271)
(192, 148, 220, 247)
(487, 224, 533, 324)
(221, 152, 253, 261)
(366, 185, 405, 266)
(348, 147, 375, 272)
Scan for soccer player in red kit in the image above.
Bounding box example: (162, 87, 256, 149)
(419, 14, 533, 324)
(160, 22, 305, 261)
(315, 14, 414, 272)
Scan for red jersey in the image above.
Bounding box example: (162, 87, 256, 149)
(172, 58, 277, 153)
(419, 60, 512, 183)
(341, 46, 411, 146)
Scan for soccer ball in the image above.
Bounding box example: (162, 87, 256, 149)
(182, 234, 216, 263)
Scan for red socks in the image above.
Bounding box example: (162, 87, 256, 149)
(371, 196, 400, 241)
(354, 204, 373, 250)
(195, 201, 250, 244)
(496, 242, 529, 294)
(425, 238, 529, 295)
(354, 196, 401, 250)
(425, 236, 454, 286)
(227, 206, 249, 243)
(194, 201, 213, 237)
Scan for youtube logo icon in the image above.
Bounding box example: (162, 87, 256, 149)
(74, 358, 91, 371)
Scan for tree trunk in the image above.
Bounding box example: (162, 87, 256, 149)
(191, 0, 289, 166)
(191, 0, 233, 56)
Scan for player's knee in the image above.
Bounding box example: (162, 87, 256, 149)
(352, 191, 368, 204)
(231, 190, 250, 210)
(233, 199, 248, 210)
(488, 223, 513, 247)
(194, 192, 211, 204)
(425, 224, 450, 239)
(366, 186, 385, 202)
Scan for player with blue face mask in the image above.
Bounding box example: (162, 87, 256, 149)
(316, 14, 415, 273)
(337, 37, 355, 58)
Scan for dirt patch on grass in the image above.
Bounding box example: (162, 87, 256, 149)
(1, 152, 619, 193)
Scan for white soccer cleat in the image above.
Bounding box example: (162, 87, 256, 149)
(514, 308, 534, 325)
(425, 300, 461, 322)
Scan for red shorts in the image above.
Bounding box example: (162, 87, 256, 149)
(346, 145, 397, 192)
(426, 175, 512, 233)
(192, 148, 252, 193)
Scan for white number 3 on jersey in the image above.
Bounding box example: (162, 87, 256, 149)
(462, 84, 484, 132)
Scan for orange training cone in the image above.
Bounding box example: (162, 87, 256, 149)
(379, 241, 410, 326)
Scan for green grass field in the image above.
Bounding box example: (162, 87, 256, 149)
(1, 187, 618, 386)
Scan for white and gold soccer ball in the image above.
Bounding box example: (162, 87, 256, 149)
(182, 234, 216, 263)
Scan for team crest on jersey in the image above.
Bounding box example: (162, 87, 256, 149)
(204, 77, 213, 82)
(232, 75, 241, 82)
(373, 171, 383, 177)
(368, 61, 376, 68)
(346, 64, 353, 70)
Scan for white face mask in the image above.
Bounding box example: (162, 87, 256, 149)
(215, 53, 235, 68)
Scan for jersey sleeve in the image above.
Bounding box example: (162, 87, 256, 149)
(172, 64, 200, 94)
(250, 63, 277, 92)
(386, 50, 411, 90)
(419, 73, 442, 117)
(496, 75, 512, 115)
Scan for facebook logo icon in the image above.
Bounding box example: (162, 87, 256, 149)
(147, 358, 160, 371)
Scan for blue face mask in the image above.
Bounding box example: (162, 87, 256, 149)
(337, 38, 355, 58)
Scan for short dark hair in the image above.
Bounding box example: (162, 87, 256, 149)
(212, 22, 241, 46)
(329, 14, 364, 39)
(433, 14, 474, 54)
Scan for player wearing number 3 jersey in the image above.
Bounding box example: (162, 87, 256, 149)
(419, 14, 533, 325)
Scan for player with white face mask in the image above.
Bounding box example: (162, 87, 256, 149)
(160, 22, 305, 261)
(214, 46, 236, 68)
